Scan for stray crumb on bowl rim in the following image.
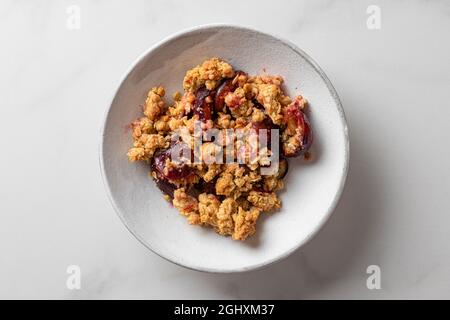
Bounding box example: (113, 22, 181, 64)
(99, 24, 350, 273)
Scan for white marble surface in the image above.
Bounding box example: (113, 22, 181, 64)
(0, 0, 449, 299)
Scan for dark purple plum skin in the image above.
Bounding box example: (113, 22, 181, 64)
(152, 143, 193, 181)
(153, 171, 177, 198)
(215, 79, 234, 113)
(214, 71, 247, 113)
(193, 87, 214, 122)
(282, 105, 313, 157)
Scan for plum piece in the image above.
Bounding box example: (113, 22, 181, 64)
(251, 118, 277, 132)
(153, 171, 177, 198)
(233, 70, 248, 82)
(214, 71, 248, 113)
(152, 144, 193, 181)
(200, 178, 218, 195)
(252, 185, 267, 193)
(193, 87, 215, 122)
(281, 104, 312, 157)
(252, 99, 265, 110)
(251, 118, 279, 150)
(215, 79, 234, 113)
(203, 181, 217, 195)
(192, 177, 217, 196)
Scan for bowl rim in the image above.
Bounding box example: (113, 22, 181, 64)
(99, 23, 350, 273)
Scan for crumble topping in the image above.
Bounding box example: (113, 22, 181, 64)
(126, 58, 313, 241)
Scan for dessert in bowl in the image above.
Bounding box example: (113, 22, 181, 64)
(100, 25, 349, 272)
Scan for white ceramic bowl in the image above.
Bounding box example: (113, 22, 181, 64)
(100, 25, 349, 273)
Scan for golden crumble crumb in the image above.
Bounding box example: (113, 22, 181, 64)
(127, 133, 166, 161)
(203, 163, 222, 182)
(257, 84, 284, 125)
(144, 86, 165, 120)
(216, 112, 234, 129)
(183, 58, 234, 92)
(263, 176, 284, 192)
(173, 188, 199, 221)
(154, 115, 170, 132)
(216, 198, 237, 236)
(198, 193, 221, 226)
(172, 91, 182, 101)
(232, 206, 260, 241)
(251, 108, 265, 123)
(131, 117, 154, 139)
(127, 147, 146, 162)
(215, 172, 236, 197)
(247, 190, 281, 211)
